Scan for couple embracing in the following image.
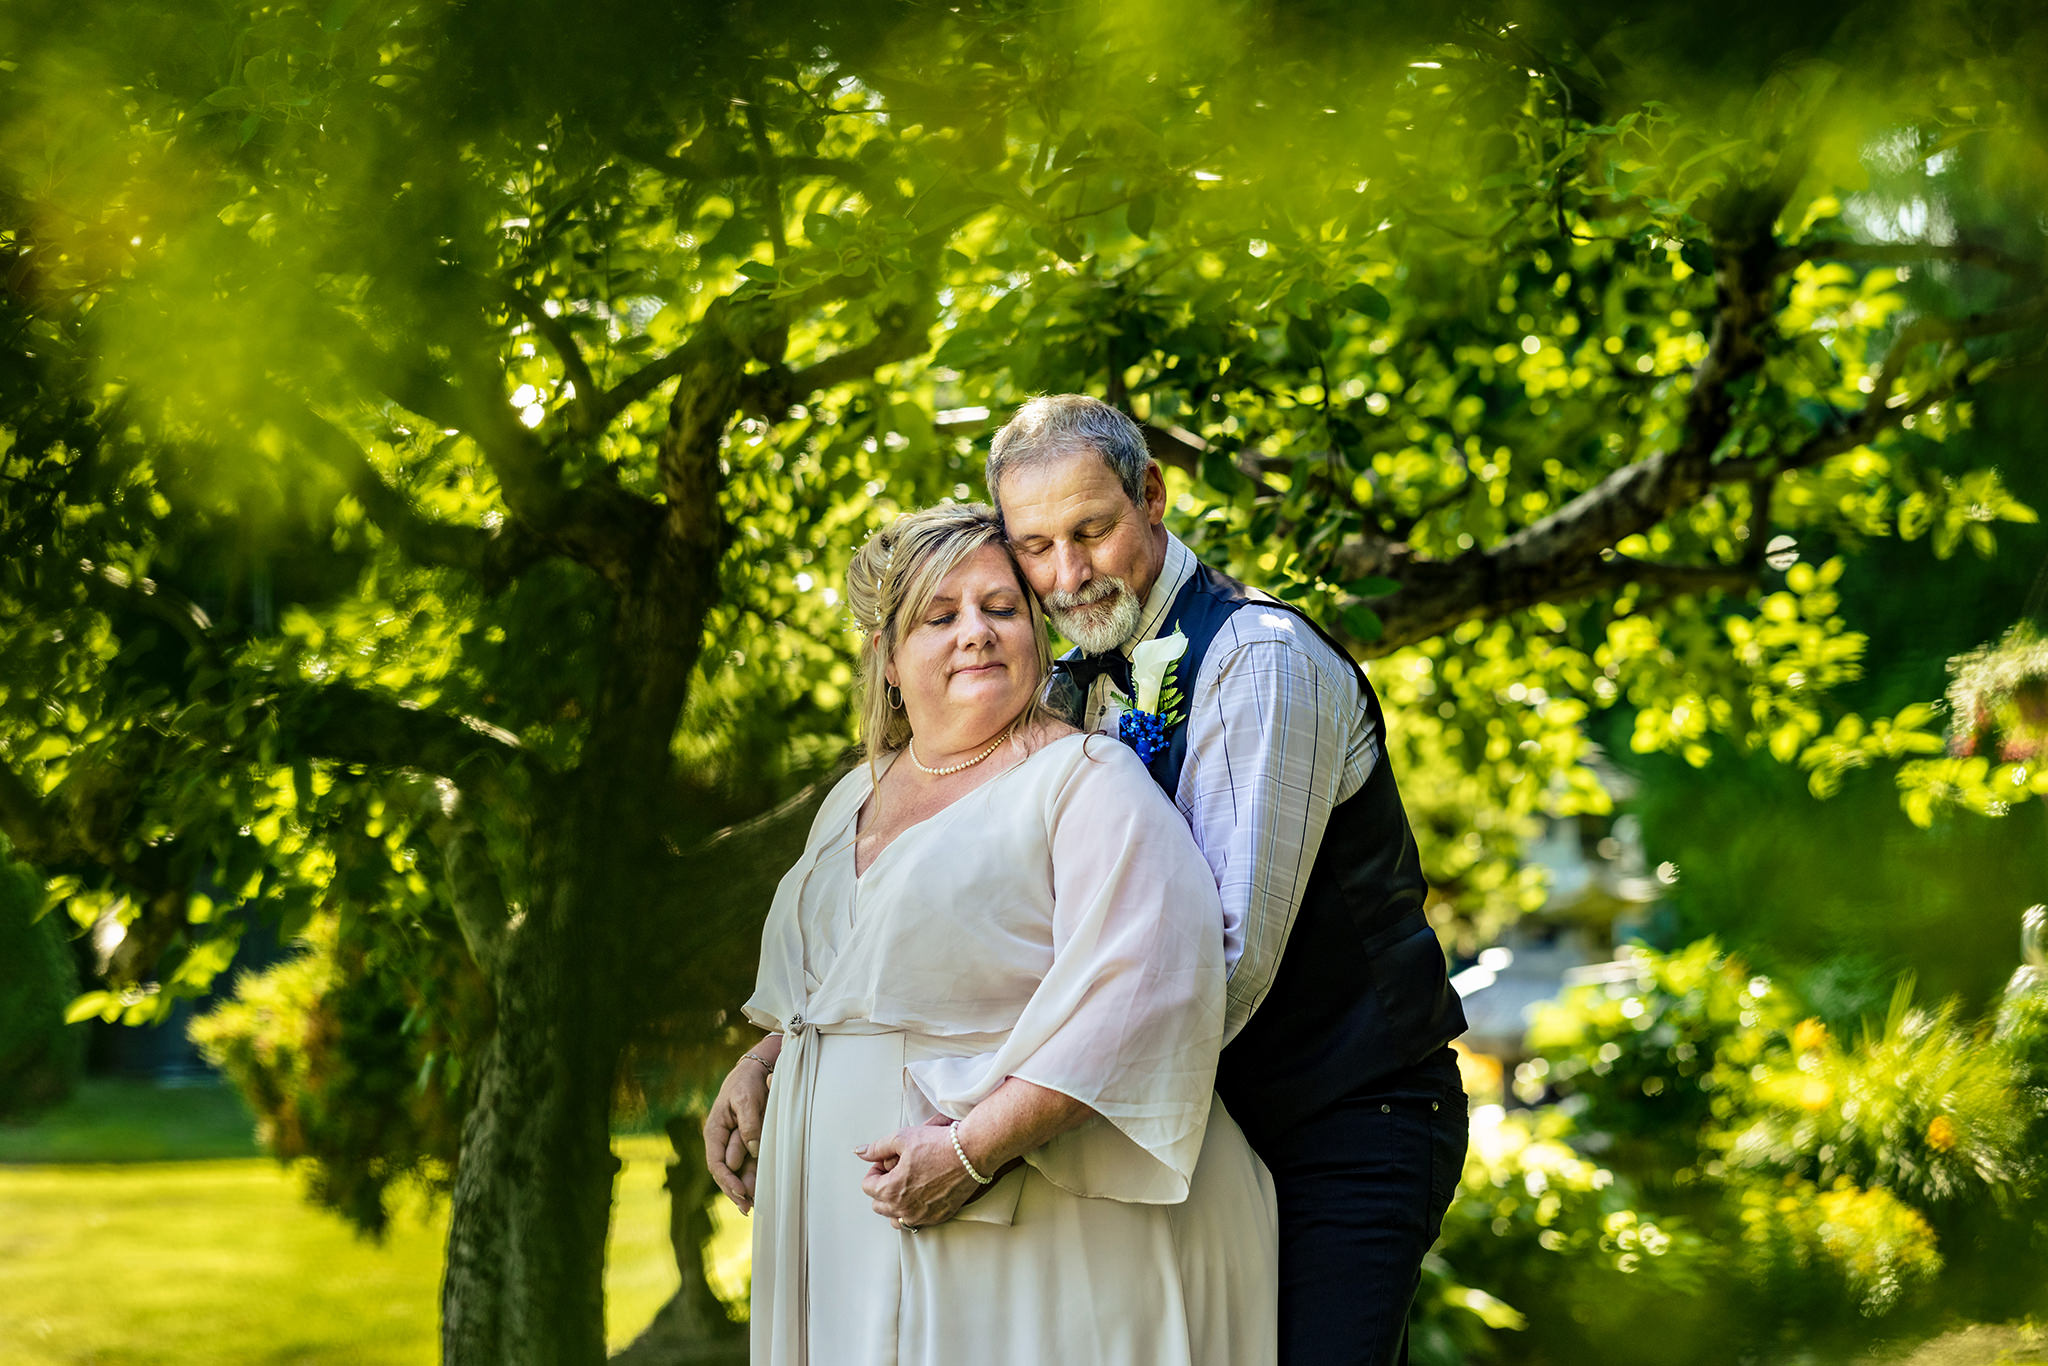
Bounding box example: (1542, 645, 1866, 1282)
(704, 395, 1469, 1365)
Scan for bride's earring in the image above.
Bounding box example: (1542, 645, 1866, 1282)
(886, 683, 903, 710)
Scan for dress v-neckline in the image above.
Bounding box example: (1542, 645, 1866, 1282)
(851, 732, 1083, 882)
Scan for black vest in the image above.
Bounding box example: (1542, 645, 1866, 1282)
(1069, 561, 1467, 1149)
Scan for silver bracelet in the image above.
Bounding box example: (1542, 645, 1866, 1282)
(742, 1050, 775, 1075)
(951, 1120, 992, 1185)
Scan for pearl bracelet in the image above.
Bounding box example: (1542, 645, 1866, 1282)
(950, 1121, 992, 1185)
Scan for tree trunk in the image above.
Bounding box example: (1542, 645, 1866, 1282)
(438, 534, 737, 1366)
(441, 822, 629, 1366)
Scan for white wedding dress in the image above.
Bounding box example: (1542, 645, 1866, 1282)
(744, 733, 1277, 1366)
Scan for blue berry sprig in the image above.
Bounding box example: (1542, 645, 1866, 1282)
(1118, 708, 1171, 764)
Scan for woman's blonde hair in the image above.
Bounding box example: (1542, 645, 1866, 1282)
(846, 503, 1055, 769)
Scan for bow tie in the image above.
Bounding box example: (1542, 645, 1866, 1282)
(1053, 651, 1133, 700)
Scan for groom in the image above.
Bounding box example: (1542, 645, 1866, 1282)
(988, 395, 1469, 1366)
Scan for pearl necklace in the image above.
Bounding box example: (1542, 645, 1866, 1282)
(908, 721, 1016, 777)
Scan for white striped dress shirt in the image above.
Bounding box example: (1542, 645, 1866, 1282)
(1079, 532, 1384, 1044)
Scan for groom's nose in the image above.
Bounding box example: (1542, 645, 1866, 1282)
(1051, 540, 1093, 596)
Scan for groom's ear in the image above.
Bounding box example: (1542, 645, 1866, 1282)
(1141, 463, 1167, 525)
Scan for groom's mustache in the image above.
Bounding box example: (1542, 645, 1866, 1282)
(1043, 577, 1129, 612)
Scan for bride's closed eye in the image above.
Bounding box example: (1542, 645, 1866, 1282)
(925, 605, 1018, 626)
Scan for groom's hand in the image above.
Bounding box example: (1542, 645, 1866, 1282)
(857, 1121, 981, 1230)
(703, 1056, 771, 1213)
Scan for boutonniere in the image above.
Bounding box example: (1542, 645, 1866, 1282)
(1115, 629, 1189, 765)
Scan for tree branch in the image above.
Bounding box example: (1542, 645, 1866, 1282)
(487, 284, 601, 435)
(1333, 169, 1808, 648)
(279, 405, 546, 586)
(584, 346, 701, 432)
(1346, 548, 1757, 655)
(1139, 420, 1284, 499)
(339, 306, 661, 587)
(1716, 287, 2048, 482)
(77, 561, 218, 662)
(423, 779, 514, 987)
(610, 132, 904, 212)
(271, 682, 532, 798)
(743, 97, 789, 261)
(737, 297, 936, 420)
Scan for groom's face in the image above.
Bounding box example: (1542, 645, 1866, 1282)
(997, 449, 1168, 655)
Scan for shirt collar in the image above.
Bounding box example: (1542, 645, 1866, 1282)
(1121, 531, 1197, 659)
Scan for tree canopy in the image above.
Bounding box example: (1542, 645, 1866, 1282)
(4, 1, 2047, 1362)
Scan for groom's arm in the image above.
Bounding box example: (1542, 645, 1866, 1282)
(1181, 628, 1366, 1043)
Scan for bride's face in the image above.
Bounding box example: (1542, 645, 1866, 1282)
(887, 543, 1038, 752)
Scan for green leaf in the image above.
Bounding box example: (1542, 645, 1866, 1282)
(1284, 316, 1324, 366)
(1340, 605, 1385, 642)
(1200, 448, 1247, 496)
(1336, 282, 1391, 320)
(736, 260, 780, 282)
(1126, 193, 1157, 240)
(65, 991, 114, 1025)
(1342, 576, 1400, 598)
(24, 734, 68, 763)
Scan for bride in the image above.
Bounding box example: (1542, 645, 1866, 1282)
(703, 503, 1277, 1365)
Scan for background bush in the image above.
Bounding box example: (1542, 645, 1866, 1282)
(1415, 938, 2048, 1364)
(0, 837, 84, 1120)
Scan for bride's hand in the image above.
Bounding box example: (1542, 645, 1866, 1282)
(857, 1121, 982, 1230)
(703, 1052, 772, 1213)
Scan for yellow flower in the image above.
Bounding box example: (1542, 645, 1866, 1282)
(1926, 1115, 1956, 1152)
(1793, 1017, 1829, 1054)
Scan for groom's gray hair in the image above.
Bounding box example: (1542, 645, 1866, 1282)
(986, 395, 1153, 514)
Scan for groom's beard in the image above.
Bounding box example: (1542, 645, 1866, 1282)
(1045, 576, 1142, 656)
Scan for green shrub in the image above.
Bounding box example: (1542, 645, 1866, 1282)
(0, 839, 85, 1119)
(1735, 1176, 1943, 1318)
(1420, 940, 2048, 1365)
(1717, 980, 2039, 1213)
(1523, 937, 1798, 1162)
(1418, 1107, 1711, 1365)
(189, 905, 490, 1238)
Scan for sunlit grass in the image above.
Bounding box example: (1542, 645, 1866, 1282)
(0, 1081, 746, 1365)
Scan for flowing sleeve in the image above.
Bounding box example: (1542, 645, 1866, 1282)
(905, 738, 1227, 1204)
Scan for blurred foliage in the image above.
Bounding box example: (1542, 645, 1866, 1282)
(1422, 1106, 1714, 1364)
(1523, 937, 1798, 1141)
(1631, 755, 2048, 1012)
(1, 0, 2047, 1352)
(0, 835, 85, 1118)
(1949, 625, 2048, 765)
(1418, 939, 2048, 1364)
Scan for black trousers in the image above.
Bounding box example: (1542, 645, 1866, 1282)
(1259, 1048, 1467, 1366)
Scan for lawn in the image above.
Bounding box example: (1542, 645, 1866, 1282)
(0, 1079, 749, 1366)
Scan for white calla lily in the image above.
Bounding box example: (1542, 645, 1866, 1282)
(1131, 630, 1190, 714)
